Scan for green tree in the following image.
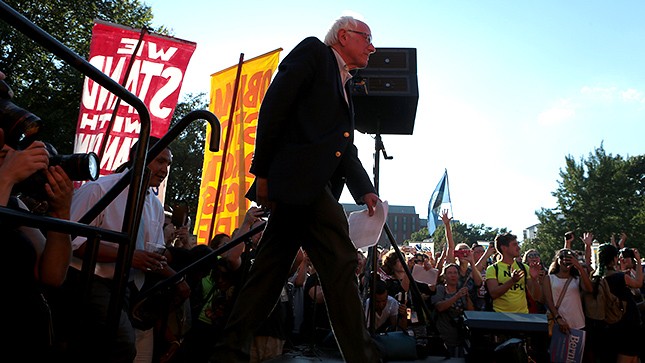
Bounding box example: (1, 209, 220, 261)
(408, 227, 430, 243)
(535, 144, 645, 260)
(452, 222, 507, 246)
(417, 221, 507, 253)
(164, 92, 208, 222)
(1, 0, 156, 153)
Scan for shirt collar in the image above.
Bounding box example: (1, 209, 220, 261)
(331, 47, 353, 86)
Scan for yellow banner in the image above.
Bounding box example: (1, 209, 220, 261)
(194, 49, 282, 244)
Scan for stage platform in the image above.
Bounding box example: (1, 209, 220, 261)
(267, 355, 465, 362)
(267, 355, 464, 363)
(265, 345, 465, 363)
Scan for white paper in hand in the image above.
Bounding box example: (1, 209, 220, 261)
(348, 200, 389, 249)
(411, 266, 438, 285)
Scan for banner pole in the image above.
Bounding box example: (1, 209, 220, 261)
(237, 100, 247, 226)
(96, 26, 149, 162)
(207, 52, 245, 242)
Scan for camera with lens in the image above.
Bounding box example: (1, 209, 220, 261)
(0, 79, 42, 149)
(0, 79, 99, 202)
(558, 249, 575, 266)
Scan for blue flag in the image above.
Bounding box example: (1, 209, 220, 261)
(427, 169, 451, 235)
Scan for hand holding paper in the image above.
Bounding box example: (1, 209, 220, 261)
(348, 200, 389, 249)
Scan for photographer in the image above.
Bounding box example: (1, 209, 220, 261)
(431, 263, 474, 358)
(0, 70, 75, 359)
(444, 209, 483, 312)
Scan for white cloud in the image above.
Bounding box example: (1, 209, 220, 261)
(621, 88, 644, 102)
(537, 98, 576, 125)
(580, 86, 618, 101)
(537, 85, 645, 127)
(579, 85, 645, 103)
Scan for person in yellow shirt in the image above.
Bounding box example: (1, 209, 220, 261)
(485, 233, 539, 313)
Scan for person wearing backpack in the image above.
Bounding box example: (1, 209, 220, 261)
(485, 233, 546, 362)
(485, 233, 541, 313)
(589, 243, 643, 363)
(618, 246, 645, 362)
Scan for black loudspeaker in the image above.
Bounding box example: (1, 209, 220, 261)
(350, 48, 418, 135)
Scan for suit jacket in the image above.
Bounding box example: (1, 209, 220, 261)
(246, 37, 376, 205)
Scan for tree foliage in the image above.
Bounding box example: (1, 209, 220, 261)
(408, 227, 430, 243)
(407, 221, 507, 253)
(1, 2, 215, 229)
(164, 92, 209, 221)
(534, 144, 645, 260)
(0, 0, 156, 153)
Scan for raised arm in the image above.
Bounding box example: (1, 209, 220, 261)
(475, 241, 496, 272)
(564, 231, 574, 250)
(625, 249, 643, 289)
(581, 232, 594, 270)
(465, 250, 483, 287)
(618, 232, 627, 249)
(232, 206, 265, 239)
(435, 244, 447, 275)
(570, 255, 593, 293)
(441, 209, 455, 263)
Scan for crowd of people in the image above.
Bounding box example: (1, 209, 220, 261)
(3, 12, 645, 363)
(364, 208, 644, 363)
(144, 206, 642, 363)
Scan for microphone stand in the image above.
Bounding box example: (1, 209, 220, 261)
(366, 133, 432, 335)
(366, 133, 392, 334)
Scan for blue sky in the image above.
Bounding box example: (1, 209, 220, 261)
(146, 0, 645, 239)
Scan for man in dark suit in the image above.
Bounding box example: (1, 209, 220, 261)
(211, 16, 381, 363)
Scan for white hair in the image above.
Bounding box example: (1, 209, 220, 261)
(324, 16, 359, 46)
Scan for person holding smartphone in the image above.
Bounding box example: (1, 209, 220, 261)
(168, 205, 193, 249)
(543, 248, 592, 335)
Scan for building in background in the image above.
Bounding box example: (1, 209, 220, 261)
(523, 223, 539, 241)
(342, 203, 425, 247)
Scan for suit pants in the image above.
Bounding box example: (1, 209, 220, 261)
(211, 187, 381, 363)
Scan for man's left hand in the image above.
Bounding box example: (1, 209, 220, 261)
(362, 192, 380, 216)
